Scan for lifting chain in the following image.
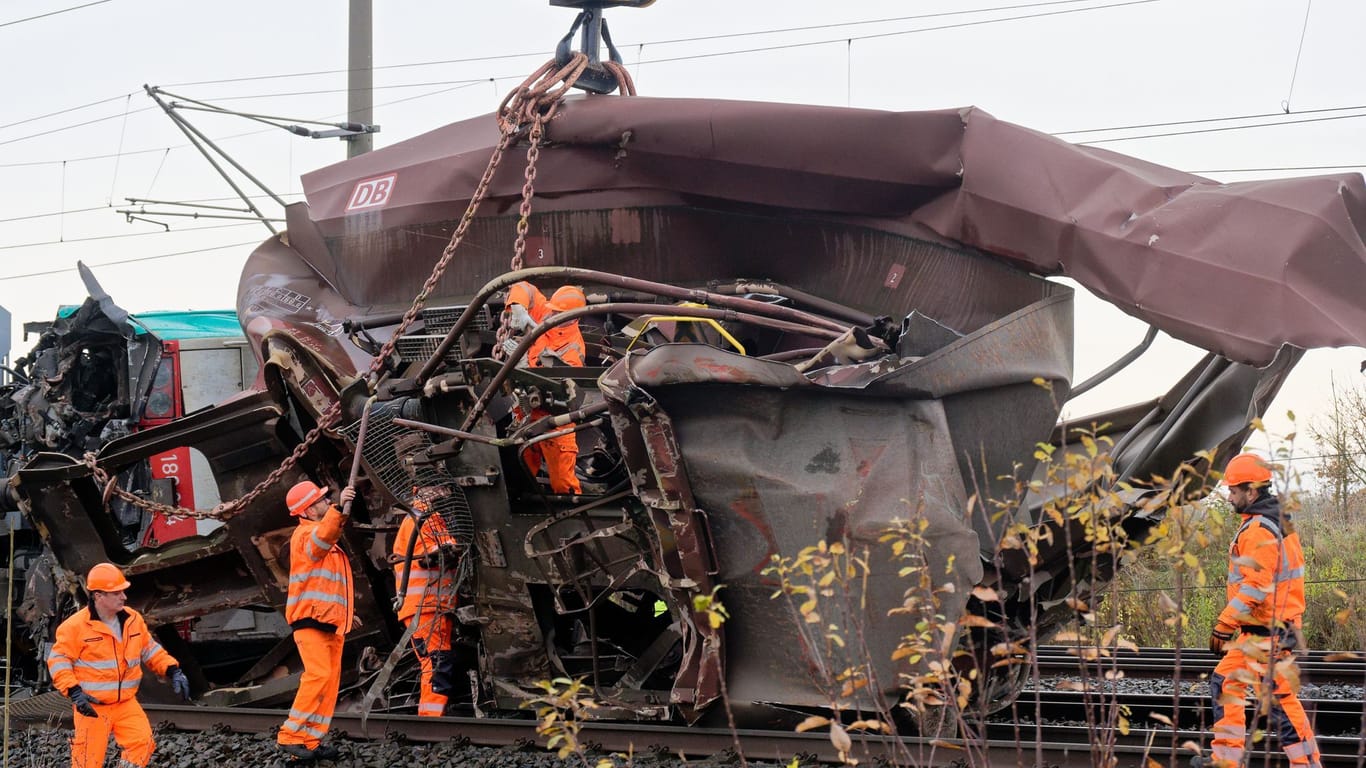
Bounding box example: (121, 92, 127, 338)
(85, 52, 632, 522)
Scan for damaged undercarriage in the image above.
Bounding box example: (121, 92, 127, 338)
(12, 96, 1366, 723)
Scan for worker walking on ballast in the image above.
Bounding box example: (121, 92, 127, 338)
(47, 562, 191, 768)
(1197, 452, 1321, 768)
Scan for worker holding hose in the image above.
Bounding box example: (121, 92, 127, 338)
(1197, 453, 1321, 768)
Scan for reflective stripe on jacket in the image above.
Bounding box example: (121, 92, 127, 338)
(393, 513, 459, 621)
(46, 606, 177, 704)
(531, 323, 585, 368)
(1218, 495, 1306, 632)
(285, 506, 354, 634)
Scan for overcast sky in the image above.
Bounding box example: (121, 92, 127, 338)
(2, 0, 1363, 471)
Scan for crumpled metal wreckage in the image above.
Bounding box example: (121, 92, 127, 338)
(13, 98, 1366, 722)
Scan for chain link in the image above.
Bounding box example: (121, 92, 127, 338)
(89, 53, 621, 520)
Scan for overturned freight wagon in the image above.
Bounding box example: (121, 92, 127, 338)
(16, 96, 1366, 720)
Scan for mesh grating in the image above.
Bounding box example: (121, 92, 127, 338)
(422, 305, 491, 333)
(342, 399, 475, 547)
(393, 305, 491, 365)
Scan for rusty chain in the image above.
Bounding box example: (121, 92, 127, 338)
(85, 53, 622, 522)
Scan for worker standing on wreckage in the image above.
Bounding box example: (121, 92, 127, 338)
(502, 281, 587, 495)
(390, 492, 460, 716)
(277, 481, 357, 762)
(1197, 453, 1321, 768)
(47, 563, 191, 768)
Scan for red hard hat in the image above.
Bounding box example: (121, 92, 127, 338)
(550, 285, 587, 311)
(286, 480, 328, 516)
(1222, 452, 1273, 486)
(87, 563, 130, 592)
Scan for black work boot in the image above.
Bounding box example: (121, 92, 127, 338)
(312, 743, 342, 761)
(278, 743, 317, 762)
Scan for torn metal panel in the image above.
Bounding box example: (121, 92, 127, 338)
(297, 98, 1366, 366)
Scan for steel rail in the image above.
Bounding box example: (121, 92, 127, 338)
(1034, 645, 1366, 687)
(120, 704, 1144, 767)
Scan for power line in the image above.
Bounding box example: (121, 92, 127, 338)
(1077, 111, 1366, 145)
(0, 193, 306, 226)
(639, 0, 1160, 67)
(0, 93, 134, 132)
(0, 240, 262, 282)
(0, 204, 111, 224)
(160, 0, 1118, 89)
(1053, 102, 1366, 135)
(0, 222, 260, 252)
(1190, 164, 1366, 174)
(4, 0, 1147, 148)
(0, 106, 158, 148)
(0, 0, 111, 29)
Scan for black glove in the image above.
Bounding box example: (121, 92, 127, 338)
(168, 666, 191, 701)
(1209, 628, 1235, 654)
(68, 685, 97, 717)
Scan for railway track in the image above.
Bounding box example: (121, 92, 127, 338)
(7, 690, 1366, 767)
(1035, 645, 1366, 686)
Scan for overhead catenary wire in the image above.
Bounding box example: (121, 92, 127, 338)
(0, 0, 111, 29)
(158, 0, 1128, 89)
(0, 240, 262, 282)
(1, 0, 1149, 149)
(0, 221, 261, 252)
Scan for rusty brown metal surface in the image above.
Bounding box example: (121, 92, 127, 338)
(293, 97, 1366, 366)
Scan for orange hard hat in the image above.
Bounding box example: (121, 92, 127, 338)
(87, 563, 130, 593)
(1222, 452, 1273, 486)
(507, 281, 546, 311)
(550, 285, 587, 312)
(286, 480, 328, 516)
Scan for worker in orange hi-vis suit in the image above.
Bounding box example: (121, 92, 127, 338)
(389, 496, 460, 716)
(1195, 453, 1321, 768)
(47, 562, 190, 768)
(277, 481, 357, 763)
(520, 285, 586, 494)
(500, 282, 585, 495)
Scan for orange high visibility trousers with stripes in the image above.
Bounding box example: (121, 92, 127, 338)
(277, 628, 344, 750)
(70, 698, 154, 768)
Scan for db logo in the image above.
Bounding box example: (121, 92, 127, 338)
(345, 174, 397, 212)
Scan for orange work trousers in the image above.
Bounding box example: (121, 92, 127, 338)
(278, 628, 345, 750)
(70, 697, 154, 768)
(523, 429, 580, 494)
(1210, 639, 1321, 767)
(410, 610, 455, 717)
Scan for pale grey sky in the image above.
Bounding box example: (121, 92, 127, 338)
(2, 0, 1363, 467)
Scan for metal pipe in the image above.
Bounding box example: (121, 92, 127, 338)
(455, 302, 841, 436)
(1067, 325, 1159, 401)
(709, 280, 876, 327)
(414, 266, 852, 383)
(521, 418, 606, 448)
(393, 418, 510, 447)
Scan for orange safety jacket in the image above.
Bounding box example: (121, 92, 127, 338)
(1217, 494, 1306, 633)
(47, 606, 177, 704)
(531, 321, 585, 368)
(393, 512, 459, 621)
(285, 505, 354, 635)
